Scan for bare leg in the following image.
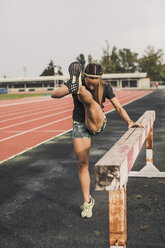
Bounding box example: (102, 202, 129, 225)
(72, 137, 91, 203)
(78, 86, 104, 132)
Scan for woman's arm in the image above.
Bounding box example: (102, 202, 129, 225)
(51, 85, 70, 98)
(110, 97, 144, 129)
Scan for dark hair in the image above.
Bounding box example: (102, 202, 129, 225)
(84, 63, 103, 78)
(84, 63, 104, 106)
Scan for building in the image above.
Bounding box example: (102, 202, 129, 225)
(103, 72, 149, 88)
(0, 72, 149, 93)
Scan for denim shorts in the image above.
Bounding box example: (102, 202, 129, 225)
(72, 115, 107, 138)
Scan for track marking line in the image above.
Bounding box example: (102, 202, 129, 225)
(0, 104, 72, 123)
(0, 97, 72, 117)
(0, 90, 152, 164)
(0, 108, 72, 131)
(1, 130, 68, 133)
(102, 91, 151, 109)
(0, 91, 151, 138)
(0, 97, 53, 107)
(0, 128, 73, 164)
(0, 91, 140, 123)
(105, 91, 152, 114)
(0, 94, 71, 107)
(0, 100, 72, 119)
(0, 93, 137, 129)
(0, 115, 72, 142)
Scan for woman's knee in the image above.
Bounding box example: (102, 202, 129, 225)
(77, 159, 89, 171)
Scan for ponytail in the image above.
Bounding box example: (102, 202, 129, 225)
(94, 79, 104, 106)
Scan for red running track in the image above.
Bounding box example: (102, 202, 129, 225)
(0, 90, 151, 164)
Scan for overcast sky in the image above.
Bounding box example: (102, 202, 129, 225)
(0, 0, 165, 77)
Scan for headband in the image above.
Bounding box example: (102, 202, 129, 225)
(84, 72, 102, 78)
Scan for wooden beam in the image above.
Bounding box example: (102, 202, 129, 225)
(95, 111, 155, 191)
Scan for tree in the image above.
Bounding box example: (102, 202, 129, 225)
(100, 42, 138, 73)
(100, 41, 138, 73)
(138, 46, 163, 81)
(76, 54, 86, 71)
(110, 46, 121, 73)
(88, 54, 93, 63)
(118, 48, 138, 73)
(40, 60, 63, 76)
(100, 40, 112, 73)
(160, 64, 165, 81)
(87, 54, 99, 64)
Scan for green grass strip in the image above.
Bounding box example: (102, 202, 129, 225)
(0, 93, 51, 101)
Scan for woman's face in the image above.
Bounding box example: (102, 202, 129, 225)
(84, 77, 100, 90)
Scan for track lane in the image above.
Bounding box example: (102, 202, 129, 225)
(0, 115, 73, 162)
(0, 109, 73, 140)
(0, 93, 140, 134)
(0, 96, 73, 117)
(0, 106, 73, 130)
(0, 91, 141, 126)
(0, 100, 71, 120)
(0, 90, 152, 163)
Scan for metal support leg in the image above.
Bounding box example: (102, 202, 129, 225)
(109, 186, 127, 248)
(129, 127, 165, 178)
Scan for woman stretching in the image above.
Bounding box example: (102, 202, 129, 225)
(51, 62, 143, 218)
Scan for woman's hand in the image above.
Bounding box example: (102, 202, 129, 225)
(128, 121, 144, 129)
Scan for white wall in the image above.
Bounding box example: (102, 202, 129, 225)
(138, 78, 150, 88)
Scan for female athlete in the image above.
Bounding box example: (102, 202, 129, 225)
(51, 62, 143, 218)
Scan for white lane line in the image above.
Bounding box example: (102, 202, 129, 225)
(0, 128, 73, 164)
(0, 91, 152, 164)
(0, 91, 151, 140)
(0, 102, 73, 123)
(0, 99, 72, 118)
(0, 91, 148, 130)
(0, 107, 72, 130)
(0, 90, 140, 118)
(0, 91, 151, 139)
(103, 91, 144, 108)
(0, 94, 71, 108)
(105, 91, 152, 114)
(0, 91, 138, 122)
(1, 130, 68, 133)
(0, 97, 53, 107)
(0, 115, 72, 142)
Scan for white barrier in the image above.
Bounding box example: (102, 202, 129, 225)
(95, 111, 165, 247)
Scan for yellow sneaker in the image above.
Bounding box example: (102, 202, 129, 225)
(80, 196, 95, 218)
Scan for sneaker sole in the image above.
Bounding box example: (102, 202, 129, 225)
(69, 62, 82, 94)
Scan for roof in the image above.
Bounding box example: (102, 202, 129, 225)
(0, 75, 68, 83)
(102, 72, 147, 79)
(0, 72, 147, 83)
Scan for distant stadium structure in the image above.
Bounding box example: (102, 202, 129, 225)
(0, 72, 149, 93)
